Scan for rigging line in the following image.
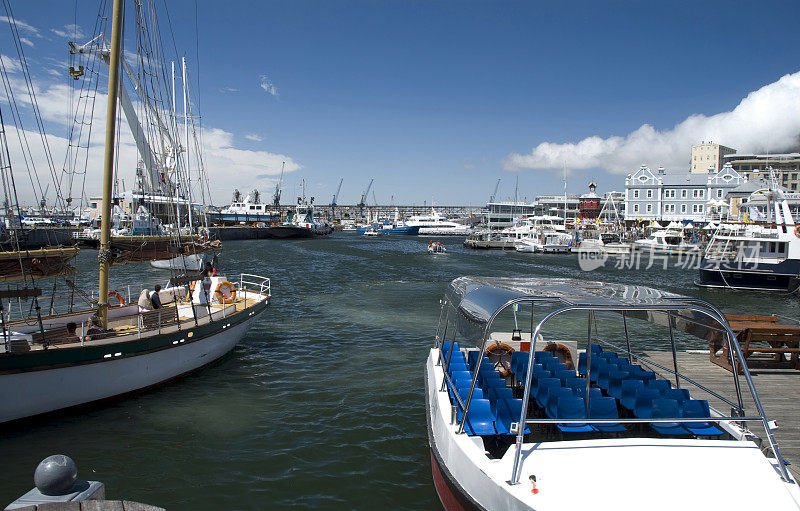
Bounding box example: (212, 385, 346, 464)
(2, 0, 67, 212)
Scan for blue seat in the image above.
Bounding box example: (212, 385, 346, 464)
(455, 385, 485, 420)
(598, 352, 617, 361)
(530, 368, 552, 393)
(650, 398, 691, 436)
(595, 364, 615, 389)
(467, 350, 480, 368)
(535, 378, 562, 408)
(554, 368, 576, 384)
(446, 360, 468, 374)
(682, 400, 724, 437)
(589, 396, 627, 432)
(441, 341, 460, 357)
(546, 387, 574, 419)
(461, 399, 497, 436)
(495, 398, 531, 435)
(607, 375, 634, 399)
(487, 387, 514, 414)
(481, 376, 508, 394)
(577, 352, 588, 375)
(589, 344, 603, 354)
(534, 351, 555, 364)
(600, 368, 630, 393)
(543, 358, 565, 373)
(646, 379, 671, 394)
(511, 351, 530, 368)
(555, 396, 595, 433)
(587, 358, 608, 383)
(629, 368, 656, 382)
(633, 387, 662, 418)
(565, 376, 589, 396)
(662, 388, 691, 406)
(619, 380, 645, 410)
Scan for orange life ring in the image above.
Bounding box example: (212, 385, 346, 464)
(215, 281, 237, 304)
(795, 225, 800, 238)
(544, 342, 573, 369)
(109, 291, 125, 306)
(486, 342, 515, 378)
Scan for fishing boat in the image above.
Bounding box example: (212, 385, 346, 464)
(425, 276, 798, 510)
(634, 229, 698, 255)
(697, 186, 800, 293)
(0, 0, 271, 424)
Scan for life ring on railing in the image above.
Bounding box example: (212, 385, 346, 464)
(109, 291, 126, 306)
(486, 342, 515, 378)
(544, 342, 573, 369)
(215, 281, 237, 304)
(794, 225, 800, 238)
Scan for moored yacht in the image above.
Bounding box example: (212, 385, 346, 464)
(697, 188, 800, 293)
(425, 276, 798, 510)
(634, 229, 698, 255)
(406, 208, 472, 236)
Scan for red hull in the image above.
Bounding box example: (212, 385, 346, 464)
(430, 451, 481, 511)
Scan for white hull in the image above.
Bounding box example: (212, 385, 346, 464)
(150, 252, 212, 270)
(419, 227, 472, 236)
(0, 316, 254, 423)
(425, 350, 800, 511)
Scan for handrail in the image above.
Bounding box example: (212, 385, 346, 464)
(522, 417, 765, 424)
(239, 273, 271, 297)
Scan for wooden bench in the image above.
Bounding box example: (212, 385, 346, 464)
(139, 306, 179, 331)
(708, 315, 800, 373)
(30, 326, 81, 346)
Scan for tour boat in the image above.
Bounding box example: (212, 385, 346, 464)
(406, 208, 472, 236)
(425, 276, 798, 510)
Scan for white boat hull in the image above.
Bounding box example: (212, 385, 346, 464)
(0, 315, 254, 423)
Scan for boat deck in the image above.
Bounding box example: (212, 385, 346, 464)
(643, 350, 800, 479)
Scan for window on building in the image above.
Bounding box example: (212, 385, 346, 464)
(717, 189, 723, 198)
(793, 173, 798, 180)
(633, 204, 639, 213)
(681, 190, 687, 198)
(633, 190, 639, 199)
(646, 204, 652, 213)
(647, 190, 652, 198)
(681, 204, 687, 213)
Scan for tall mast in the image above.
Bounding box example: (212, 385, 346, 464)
(182, 56, 193, 231)
(172, 61, 180, 232)
(98, 0, 124, 328)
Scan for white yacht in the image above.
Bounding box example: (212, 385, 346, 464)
(406, 209, 472, 236)
(697, 188, 800, 292)
(425, 277, 799, 510)
(634, 229, 698, 255)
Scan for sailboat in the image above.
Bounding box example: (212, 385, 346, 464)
(0, 0, 270, 424)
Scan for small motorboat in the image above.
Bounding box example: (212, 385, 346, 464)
(424, 276, 798, 510)
(428, 241, 447, 254)
(363, 227, 380, 237)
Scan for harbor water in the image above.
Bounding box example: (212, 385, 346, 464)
(0, 234, 796, 509)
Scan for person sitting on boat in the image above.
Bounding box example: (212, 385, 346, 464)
(149, 285, 162, 310)
(84, 316, 106, 342)
(204, 261, 217, 277)
(66, 322, 79, 342)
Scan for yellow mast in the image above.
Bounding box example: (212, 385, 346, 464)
(97, 0, 124, 328)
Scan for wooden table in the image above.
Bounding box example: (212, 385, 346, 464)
(708, 315, 800, 373)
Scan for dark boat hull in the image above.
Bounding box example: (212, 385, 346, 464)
(696, 258, 800, 293)
(265, 225, 332, 239)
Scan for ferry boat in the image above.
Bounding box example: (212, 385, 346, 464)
(425, 276, 798, 510)
(634, 229, 698, 255)
(697, 189, 800, 293)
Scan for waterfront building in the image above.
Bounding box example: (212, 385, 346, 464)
(624, 163, 745, 223)
(531, 194, 580, 221)
(486, 201, 537, 230)
(723, 153, 800, 192)
(690, 142, 736, 173)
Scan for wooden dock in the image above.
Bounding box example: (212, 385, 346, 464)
(643, 350, 800, 479)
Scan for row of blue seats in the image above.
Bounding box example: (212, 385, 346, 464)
(440, 342, 528, 436)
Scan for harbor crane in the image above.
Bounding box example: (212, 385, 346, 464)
(273, 161, 285, 207)
(358, 178, 374, 219)
(330, 178, 343, 221)
(489, 178, 501, 203)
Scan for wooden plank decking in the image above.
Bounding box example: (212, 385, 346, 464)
(643, 350, 800, 479)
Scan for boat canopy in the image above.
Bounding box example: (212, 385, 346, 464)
(443, 276, 726, 347)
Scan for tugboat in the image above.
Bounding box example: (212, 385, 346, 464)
(266, 195, 332, 239)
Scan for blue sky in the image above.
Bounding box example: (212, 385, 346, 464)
(3, 0, 800, 206)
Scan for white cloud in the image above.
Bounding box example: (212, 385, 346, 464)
(245, 134, 263, 142)
(19, 37, 34, 47)
(219, 86, 238, 94)
(504, 70, 800, 175)
(0, 16, 41, 37)
(259, 74, 278, 96)
(0, 54, 22, 73)
(3, 74, 301, 206)
(51, 24, 85, 40)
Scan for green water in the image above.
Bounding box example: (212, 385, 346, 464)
(0, 234, 795, 509)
